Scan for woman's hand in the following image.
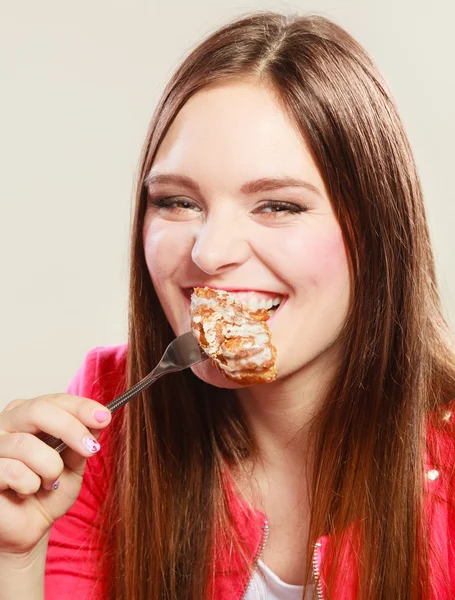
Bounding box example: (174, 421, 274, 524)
(0, 394, 111, 557)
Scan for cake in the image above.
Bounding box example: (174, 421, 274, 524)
(190, 287, 277, 385)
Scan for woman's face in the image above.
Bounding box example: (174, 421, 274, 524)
(143, 80, 350, 388)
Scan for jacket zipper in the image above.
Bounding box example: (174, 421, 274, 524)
(241, 519, 270, 599)
(312, 541, 324, 600)
(241, 524, 324, 600)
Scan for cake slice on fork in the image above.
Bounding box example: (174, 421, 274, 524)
(190, 287, 277, 385)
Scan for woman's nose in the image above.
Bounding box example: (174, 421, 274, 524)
(191, 216, 251, 275)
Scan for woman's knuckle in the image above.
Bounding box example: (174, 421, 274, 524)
(3, 398, 22, 412)
(48, 392, 65, 403)
(4, 460, 26, 483)
(27, 397, 47, 419)
(20, 477, 40, 495)
(51, 393, 73, 408)
(11, 433, 29, 455)
(57, 411, 74, 432)
(70, 396, 86, 416)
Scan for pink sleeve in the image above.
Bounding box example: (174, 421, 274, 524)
(44, 345, 126, 600)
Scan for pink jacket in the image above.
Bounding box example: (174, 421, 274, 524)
(45, 345, 455, 599)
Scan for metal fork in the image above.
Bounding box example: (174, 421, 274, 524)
(44, 332, 207, 454)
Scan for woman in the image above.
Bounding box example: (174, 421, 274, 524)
(1, 12, 454, 600)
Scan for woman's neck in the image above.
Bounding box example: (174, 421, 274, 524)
(235, 354, 336, 470)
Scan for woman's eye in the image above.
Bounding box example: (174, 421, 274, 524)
(254, 201, 307, 217)
(150, 197, 202, 213)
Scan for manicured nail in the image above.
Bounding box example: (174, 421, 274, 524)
(94, 410, 110, 423)
(52, 478, 60, 490)
(82, 436, 101, 453)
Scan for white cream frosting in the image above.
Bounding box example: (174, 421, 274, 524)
(190, 290, 275, 377)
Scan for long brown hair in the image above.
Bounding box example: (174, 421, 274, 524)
(100, 12, 455, 599)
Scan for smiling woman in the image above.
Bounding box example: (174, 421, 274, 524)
(143, 79, 349, 392)
(1, 10, 455, 600)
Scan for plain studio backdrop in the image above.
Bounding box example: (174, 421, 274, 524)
(0, 0, 454, 409)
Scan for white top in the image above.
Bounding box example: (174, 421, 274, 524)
(244, 559, 314, 599)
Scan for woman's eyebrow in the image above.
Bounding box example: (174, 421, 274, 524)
(240, 177, 322, 196)
(145, 172, 322, 197)
(145, 173, 201, 194)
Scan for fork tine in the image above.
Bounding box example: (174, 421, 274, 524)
(163, 331, 207, 367)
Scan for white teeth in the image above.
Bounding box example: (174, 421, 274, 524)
(248, 296, 260, 312)
(224, 292, 283, 312)
(256, 298, 267, 309)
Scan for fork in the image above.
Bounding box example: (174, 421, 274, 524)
(44, 332, 207, 454)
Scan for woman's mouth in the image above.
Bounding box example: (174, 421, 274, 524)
(182, 287, 286, 318)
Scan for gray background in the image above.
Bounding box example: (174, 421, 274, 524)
(1, 0, 454, 409)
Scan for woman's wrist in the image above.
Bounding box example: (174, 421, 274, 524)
(0, 535, 49, 600)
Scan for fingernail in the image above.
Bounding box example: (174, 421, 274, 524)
(94, 410, 110, 423)
(52, 478, 60, 490)
(82, 436, 101, 453)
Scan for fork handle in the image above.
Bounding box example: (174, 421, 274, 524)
(43, 362, 177, 454)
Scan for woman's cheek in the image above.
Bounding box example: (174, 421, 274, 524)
(312, 229, 348, 282)
(306, 229, 351, 308)
(143, 218, 193, 279)
(279, 224, 349, 289)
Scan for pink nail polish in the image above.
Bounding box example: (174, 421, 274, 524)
(82, 436, 101, 453)
(52, 478, 60, 490)
(94, 410, 110, 423)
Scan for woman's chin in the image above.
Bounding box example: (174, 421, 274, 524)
(190, 361, 246, 389)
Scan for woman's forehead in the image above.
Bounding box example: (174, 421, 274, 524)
(151, 80, 324, 194)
